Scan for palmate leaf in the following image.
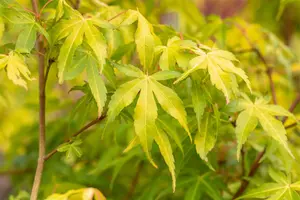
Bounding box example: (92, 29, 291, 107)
(52, 4, 111, 83)
(57, 139, 83, 163)
(0, 1, 50, 47)
(234, 95, 295, 160)
(174, 48, 251, 103)
(106, 66, 189, 189)
(238, 169, 300, 200)
(155, 36, 196, 70)
(0, 51, 33, 89)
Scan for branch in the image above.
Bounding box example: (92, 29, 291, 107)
(282, 93, 300, 124)
(241, 147, 245, 177)
(44, 115, 106, 161)
(74, 0, 81, 10)
(231, 23, 300, 199)
(232, 148, 266, 199)
(39, 0, 53, 17)
(233, 23, 277, 104)
(0, 168, 33, 176)
(30, 0, 39, 15)
(30, 0, 47, 199)
(124, 161, 144, 200)
(285, 122, 299, 129)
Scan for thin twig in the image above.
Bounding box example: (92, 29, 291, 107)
(44, 59, 55, 85)
(108, 10, 127, 22)
(24, 7, 38, 16)
(231, 22, 300, 199)
(124, 161, 144, 200)
(30, 0, 46, 199)
(282, 93, 300, 124)
(241, 147, 245, 176)
(233, 23, 277, 104)
(74, 0, 81, 10)
(285, 122, 298, 129)
(232, 149, 266, 199)
(44, 115, 106, 161)
(39, 0, 53, 17)
(0, 168, 33, 176)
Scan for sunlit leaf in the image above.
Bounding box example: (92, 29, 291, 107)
(86, 56, 107, 117)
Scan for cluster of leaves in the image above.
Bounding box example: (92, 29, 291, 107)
(0, 0, 300, 199)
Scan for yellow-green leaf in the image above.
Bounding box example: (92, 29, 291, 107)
(150, 78, 190, 139)
(107, 78, 143, 122)
(153, 125, 176, 192)
(86, 56, 107, 117)
(134, 78, 158, 168)
(255, 109, 293, 158)
(15, 23, 37, 53)
(84, 21, 107, 72)
(57, 22, 84, 83)
(194, 113, 216, 162)
(6, 52, 33, 89)
(135, 13, 156, 70)
(235, 107, 258, 160)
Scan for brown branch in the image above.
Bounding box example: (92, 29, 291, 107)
(74, 0, 81, 10)
(231, 23, 300, 199)
(44, 116, 106, 161)
(241, 147, 245, 177)
(232, 148, 266, 199)
(30, 1, 46, 200)
(124, 161, 144, 200)
(233, 23, 277, 104)
(285, 122, 299, 129)
(0, 168, 33, 176)
(282, 93, 300, 124)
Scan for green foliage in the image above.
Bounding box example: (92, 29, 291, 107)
(238, 168, 300, 199)
(0, 0, 300, 199)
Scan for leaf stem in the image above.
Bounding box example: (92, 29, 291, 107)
(108, 10, 127, 22)
(44, 116, 106, 161)
(39, 0, 53, 17)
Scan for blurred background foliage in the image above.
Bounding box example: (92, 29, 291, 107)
(0, 0, 300, 199)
